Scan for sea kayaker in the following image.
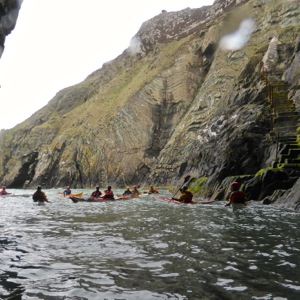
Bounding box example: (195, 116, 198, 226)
(225, 181, 247, 207)
(63, 186, 72, 196)
(0, 185, 12, 195)
(90, 186, 102, 198)
(131, 185, 141, 197)
(102, 185, 114, 199)
(123, 186, 132, 196)
(172, 186, 193, 203)
(32, 186, 48, 203)
(148, 184, 158, 194)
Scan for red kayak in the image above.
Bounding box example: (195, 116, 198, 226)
(154, 195, 215, 205)
(70, 195, 132, 203)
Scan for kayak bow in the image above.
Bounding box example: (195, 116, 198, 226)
(154, 195, 215, 205)
(58, 192, 83, 198)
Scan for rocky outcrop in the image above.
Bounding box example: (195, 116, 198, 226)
(0, 0, 299, 213)
(272, 177, 300, 212)
(0, 0, 21, 58)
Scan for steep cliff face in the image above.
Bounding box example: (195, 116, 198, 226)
(148, 0, 300, 186)
(0, 0, 299, 193)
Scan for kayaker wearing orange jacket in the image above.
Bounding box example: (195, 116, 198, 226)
(148, 184, 158, 194)
(131, 185, 141, 197)
(172, 186, 193, 203)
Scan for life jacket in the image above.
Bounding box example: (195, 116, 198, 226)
(148, 187, 158, 194)
(33, 190, 46, 202)
(132, 189, 140, 195)
(64, 189, 71, 195)
(123, 190, 132, 195)
(230, 191, 246, 203)
(103, 189, 114, 199)
(105, 190, 113, 195)
(179, 190, 193, 203)
(92, 190, 102, 197)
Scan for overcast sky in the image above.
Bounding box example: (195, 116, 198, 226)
(0, 0, 214, 130)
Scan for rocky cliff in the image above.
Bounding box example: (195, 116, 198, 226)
(0, 0, 21, 58)
(0, 0, 300, 210)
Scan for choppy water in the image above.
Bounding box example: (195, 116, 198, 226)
(0, 189, 299, 300)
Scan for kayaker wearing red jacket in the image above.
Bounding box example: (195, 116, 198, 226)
(0, 186, 12, 195)
(102, 186, 114, 199)
(225, 182, 247, 206)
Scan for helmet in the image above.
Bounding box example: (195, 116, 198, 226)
(126, 186, 130, 189)
(150, 184, 153, 187)
(37, 185, 41, 189)
(133, 185, 137, 189)
(2, 186, 6, 189)
(96, 186, 100, 189)
(231, 182, 240, 190)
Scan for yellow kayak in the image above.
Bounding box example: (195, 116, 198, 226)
(58, 192, 83, 198)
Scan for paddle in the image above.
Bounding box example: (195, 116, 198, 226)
(70, 197, 79, 203)
(171, 175, 193, 199)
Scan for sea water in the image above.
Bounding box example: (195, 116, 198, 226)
(0, 189, 299, 300)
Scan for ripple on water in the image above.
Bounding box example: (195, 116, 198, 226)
(0, 191, 300, 299)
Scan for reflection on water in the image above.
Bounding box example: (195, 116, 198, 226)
(0, 189, 299, 299)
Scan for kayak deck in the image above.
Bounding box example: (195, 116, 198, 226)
(70, 195, 132, 203)
(154, 195, 215, 205)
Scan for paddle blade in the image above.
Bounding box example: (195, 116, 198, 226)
(70, 197, 79, 203)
